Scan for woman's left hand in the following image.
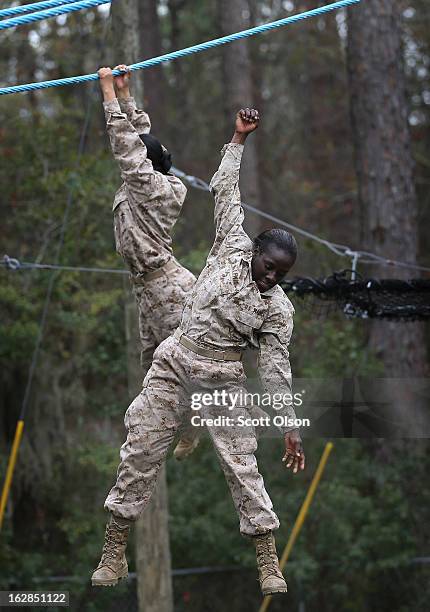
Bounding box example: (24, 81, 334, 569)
(282, 429, 305, 474)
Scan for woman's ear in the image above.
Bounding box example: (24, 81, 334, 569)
(253, 243, 261, 256)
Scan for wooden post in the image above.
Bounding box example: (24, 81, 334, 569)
(219, 0, 262, 237)
(124, 291, 173, 612)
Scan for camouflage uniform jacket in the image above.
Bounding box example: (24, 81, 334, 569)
(180, 143, 297, 429)
(103, 97, 187, 277)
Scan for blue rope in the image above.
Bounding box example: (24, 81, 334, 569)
(0, 0, 361, 95)
(0, 0, 111, 31)
(0, 0, 83, 19)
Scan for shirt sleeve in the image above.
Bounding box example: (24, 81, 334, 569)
(206, 143, 250, 262)
(117, 96, 151, 135)
(103, 98, 163, 197)
(257, 309, 298, 435)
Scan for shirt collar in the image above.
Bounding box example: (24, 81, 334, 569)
(261, 285, 278, 297)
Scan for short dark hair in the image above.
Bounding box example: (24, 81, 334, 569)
(253, 229, 298, 262)
(139, 133, 172, 174)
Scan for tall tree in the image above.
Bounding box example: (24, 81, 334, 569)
(218, 0, 261, 236)
(138, 0, 168, 134)
(167, 0, 189, 150)
(125, 296, 173, 612)
(111, 0, 143, 103)
(111, 3, 173, 611)
(347, 0, 428, 379)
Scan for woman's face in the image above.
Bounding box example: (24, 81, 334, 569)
(251, 243, 294, 293)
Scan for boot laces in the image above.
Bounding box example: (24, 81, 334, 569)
(101, 525, 126, 562)
(256, 537, 279, 574)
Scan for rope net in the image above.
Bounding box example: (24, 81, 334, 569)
(282, 271, 430, 321)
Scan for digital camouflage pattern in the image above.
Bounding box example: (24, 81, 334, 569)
(104, 141, 299, 533)
(180, 143, 297, 432)
(104, 97, 188, 276)
(103, 96, 196, 368)
(117, 95, 151, 136)
(105, 336, 279, 535)
(133, 261, 196, 370)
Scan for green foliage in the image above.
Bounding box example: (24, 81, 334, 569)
(293, 308, 384, 378)
(176, 241, 210, 276)
(167, 439, 244, 567)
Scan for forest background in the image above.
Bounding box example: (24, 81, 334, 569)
(0, 1, 429, 611)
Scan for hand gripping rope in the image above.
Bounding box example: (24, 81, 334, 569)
(0, 0, 361, 95)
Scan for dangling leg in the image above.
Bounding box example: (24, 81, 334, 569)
(206, 391, 287, 596)
(92, 338, 187, 586)
(139, 330, 157, 383)
(143, 265, 201, 461)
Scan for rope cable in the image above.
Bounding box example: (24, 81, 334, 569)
(0, 0, 111, 31)
(1, 255, 128, 275)
(0, 0, 361, 95)
(0, 0, 86, 19)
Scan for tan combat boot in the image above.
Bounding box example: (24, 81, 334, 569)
(91, 518, 130, 587)
(253, 532, 288, 596)
(173, 435, 200, 461)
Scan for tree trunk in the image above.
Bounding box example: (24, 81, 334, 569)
(218, 0, 261, 237)
(138, 0, 168, 137)
(347, 0, 428, 378)
(112, 3, 173, 608)
(167, 0, 189, 152)
(124, 293, 173, 612)
(111, 0, 144, 104)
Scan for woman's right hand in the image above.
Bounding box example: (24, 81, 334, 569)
(235, 108, 260, 134)
(282, 429, 305, 474)
(113, 64, 131, 96)
(231, 108, 260, 144)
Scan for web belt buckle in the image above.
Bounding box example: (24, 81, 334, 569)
(174, 329, 242, 362)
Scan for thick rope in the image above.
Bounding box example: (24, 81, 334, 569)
(0, 0, 111, 31)
(0, 0, 83, 19)
(0, 0, 361, 95)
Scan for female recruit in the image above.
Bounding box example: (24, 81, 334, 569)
(98, 66, 199, 458)
(98, 65, 196, 375)
(92, 107, 305, 597)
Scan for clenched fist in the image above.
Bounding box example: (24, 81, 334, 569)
(235, 108, 260, 134)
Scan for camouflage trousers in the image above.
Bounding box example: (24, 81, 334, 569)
(104, 335, 280, 536)
(132, 258, 196, 370)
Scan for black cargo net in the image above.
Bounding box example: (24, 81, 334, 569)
(282, 271, 430, 321)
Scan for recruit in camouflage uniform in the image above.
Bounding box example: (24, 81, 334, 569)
(105, 145, 298, 516)
(103, 94, 196, 371)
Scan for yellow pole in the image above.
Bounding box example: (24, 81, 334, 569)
(258, 442, 334, 612)
(0, 420, 25, 531)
